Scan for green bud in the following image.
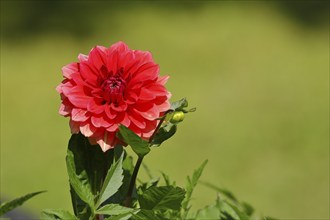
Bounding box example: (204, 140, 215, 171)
(170, 111, 185, 124)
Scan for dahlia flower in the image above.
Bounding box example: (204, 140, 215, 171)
(56, 42, 171, 151)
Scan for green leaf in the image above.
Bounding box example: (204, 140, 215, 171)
(96, 204, 134, 215)
(104, 210, 139, 220)
(132, 209, 167, 220)
(228, 204, 250, 220)
(67, 133, 114, 218)
(139, 186, 185, 211)
(160, 172, 171, 186)
(123, 155, 134, 175)
(106, 151, 139, 205)
(69, 189, 91, 220)
(117, 125, 150, 157)
(66, 149, 95, 210)
(0, 191, 45, 216)
(195, 205, 220, 220)
(241, 202, 254, 216)
(200, 181, 239, 203)
(150, 123, 177, 147)
(96, 153, 124, 208)
(216, 196, 250, 220)
(182, 160, 208, 211)
(171, 98, 188, 111)
(41, 209, 77, 220)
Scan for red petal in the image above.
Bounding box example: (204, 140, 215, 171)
(145, 84, 167, 96)
(79, 62, 98, 85)
(78, 53, 88, 62)
(89, 46, 107, 70)
(134, 101, 153, 112)
(96, 131, 117, 152)
(67, 95, 91, 109)
(139, 88, 156, 100)
(106, 50, 119, 74)
(91, 115, 112, 128)
(69, 119, 80, 134)
(156, 100, 171, 112)
(110, 41, 129, 53)
(71, 108, 89, 122)
(133, 105, 159, 120)
(59, 103, 72, 116)
(62, 63, 78, 79)
(120, 52, 134, 78)
(143, 119, 158, 133)
(157, 75, 169, 85)
(80, 122, 97, 137)
(129, 64, 159, 85)
(121, 113, 130, 127)
(105, 106, 117, 119)
(87, 99, 104, 114)
(133, 50, 153, 64)
(106, 123, 118, 132)
(128, 110, 146, 129)
(110, 102, 127, 112)
(114, 112, 130, 127)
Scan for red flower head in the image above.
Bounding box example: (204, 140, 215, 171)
(56, 42, 171, 151)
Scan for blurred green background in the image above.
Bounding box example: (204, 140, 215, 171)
(1, 1, 329, 219)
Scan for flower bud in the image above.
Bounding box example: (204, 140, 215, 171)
(170, 111, 185, 124)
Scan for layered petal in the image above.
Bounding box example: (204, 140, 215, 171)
(57, 41, 171, 152)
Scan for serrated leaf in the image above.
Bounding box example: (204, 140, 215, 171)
(67, 133, 114, 218)
(105, 210, 139, 220)
(132, 209, 166, 220)
(182, 160, 208, 211)
(117, 125, 150, 157)
(139, 186, 185, 211)
(96, 153, 124, 208)
(66, 149, 95, 209)
(106, 152, 136, 205)
(96, 204, 134, 215)
(150, 123, 177, 147)
(41, 209, 77, 220)
(157, 209, 181, 220)
(0, 191, 45, 216)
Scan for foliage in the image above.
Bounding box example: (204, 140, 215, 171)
(39, 98, 274, 219)
(0, 191, 45, 216)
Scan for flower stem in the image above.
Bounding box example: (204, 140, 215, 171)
(125, 110, 172, 207)
(125, 155, 144, 207)
(124, 112, 169, 207)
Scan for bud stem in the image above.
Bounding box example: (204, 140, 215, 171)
(124, 112, 169, 207)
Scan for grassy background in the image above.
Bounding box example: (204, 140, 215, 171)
(1, 1, 329, 219)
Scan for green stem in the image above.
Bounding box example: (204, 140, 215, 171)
(148, 110, 171, 143)
(125, 156, 144, 207)
(124, 114, 169, 207)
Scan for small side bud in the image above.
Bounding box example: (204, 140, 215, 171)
(170, 111, 185, 124)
